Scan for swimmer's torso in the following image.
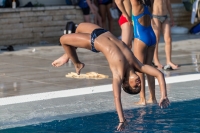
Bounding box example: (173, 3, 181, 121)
(130, 0, 151, 26)
(130, 1, 156, 46)
(152, 0, 168, 15)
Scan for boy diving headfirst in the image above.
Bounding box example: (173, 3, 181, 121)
(52, 22, 170, 131)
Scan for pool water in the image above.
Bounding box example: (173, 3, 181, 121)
(1, 99, 200, 133)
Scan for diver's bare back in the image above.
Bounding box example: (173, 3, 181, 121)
(152, 0, 168, 15)
(77, 23, 128, 74)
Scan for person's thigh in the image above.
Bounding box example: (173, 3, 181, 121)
(92, 4, 98, 12)
(162, 19, 171, 41)
(81, 7, 90, 15)
(151, 18, 161, 42)
(121, 22, 133, 48)
(60, 34, 91, 50)
(81, 7, 91, 22)
(146, 46, 155, 65)
(105, 3, 113, 20)
(133, 39, 148, 63)
(99, 4, 107, 20)
(84, 15, 91, 22)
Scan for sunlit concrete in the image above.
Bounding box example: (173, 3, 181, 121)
(0, 34, 199, 130)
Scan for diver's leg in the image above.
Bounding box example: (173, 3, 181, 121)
(59, 34, 91, 74)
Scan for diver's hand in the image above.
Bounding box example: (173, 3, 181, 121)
(159, 96, 170, 108)
(117, 120, 127, 131)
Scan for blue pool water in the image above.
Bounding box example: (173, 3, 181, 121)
(1, 99, 200, 133)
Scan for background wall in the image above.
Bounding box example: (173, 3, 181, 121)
(0, 2, 197, 46)
(19, 0, 66, 7)
(0, 5, 121, 46)
(0, 6, 83, 46)
(18, 0, 182, 6)
(171, 0, 182, 3)
(19, 0, 183, 6)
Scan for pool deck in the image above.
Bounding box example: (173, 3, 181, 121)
(0, 34, 200, 129)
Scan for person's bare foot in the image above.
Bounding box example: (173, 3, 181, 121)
(147, 98, 157, 104)
(135, 99, 146, 106)
(156, 64, 163, 70)
(52, 54, 69, 67)
(152, 62, 163, 69)
(75, 63, 85, 75)
(168, 62, 179, 69)
(154, 63, 163, 69)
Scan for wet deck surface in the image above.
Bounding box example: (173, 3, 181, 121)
(0, 34, 200, 130)
(0, 34, 199, 97)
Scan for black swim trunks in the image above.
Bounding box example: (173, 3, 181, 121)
(91, 28, 108, 52)
(98, 0, 113, 5)
(81, 7, 90, 15)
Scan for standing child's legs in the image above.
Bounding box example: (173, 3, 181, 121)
(162, 20, 178, 69)
(133, 39, 148, 105)
(99, 5, 107, 29)
(152, 18, 163, 69)
(146, 46, 157, 104)
(84, 15, 91, 22)
(81, 7, 91, 22)
(91, 4, 102, 27)
(99, 2, 114, 33)
(133, 39, 157, 105)
(105, 3, 114, 33)
(120, 22, 133, 48)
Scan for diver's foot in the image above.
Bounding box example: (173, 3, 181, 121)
(135, 100, 146, 106)
(75, 63, 85, 75)
(52, 54, 69, 67)
(147, 99, 157, 104)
